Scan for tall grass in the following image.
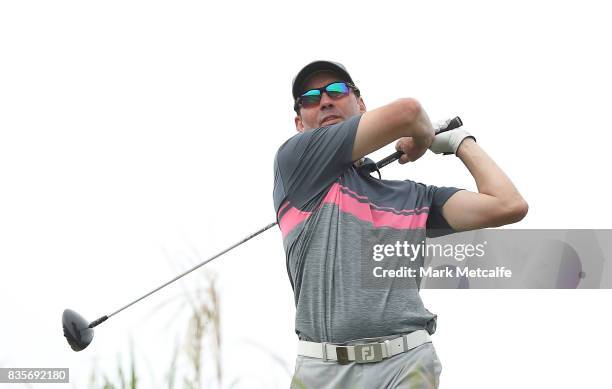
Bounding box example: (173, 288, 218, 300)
(87, 271, 225, 389)
(183, 273, 222, 389)
(88, 267, 297, 389)
(87, 342, 137, 389)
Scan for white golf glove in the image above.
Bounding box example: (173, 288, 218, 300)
(429, 128, 476, 155)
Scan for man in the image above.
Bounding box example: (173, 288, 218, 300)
(273, 61, 528, 388)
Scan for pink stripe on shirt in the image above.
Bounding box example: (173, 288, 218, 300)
(279, 206, 312, 238)
(278, 183, 428, 238)
(323, 183, 428, 229)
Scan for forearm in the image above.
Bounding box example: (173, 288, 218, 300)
(352, 98, 434, 161)
(456, 138, 526, 206)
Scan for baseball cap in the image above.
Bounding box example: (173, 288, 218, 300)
(292, 60, 356, 100)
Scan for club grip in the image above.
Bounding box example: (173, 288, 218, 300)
(375, 116, 463, 170)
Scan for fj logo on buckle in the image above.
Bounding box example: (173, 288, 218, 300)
(355, 343, 383, 363)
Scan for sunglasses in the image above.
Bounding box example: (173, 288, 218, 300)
(294, 81, 360, 112)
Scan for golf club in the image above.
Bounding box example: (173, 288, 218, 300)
(62, 116, 463, 352)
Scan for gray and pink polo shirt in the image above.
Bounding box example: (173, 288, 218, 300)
(273, 114, 462, 343)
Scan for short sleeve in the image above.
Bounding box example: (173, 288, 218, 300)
(273, 114, 361, 213)
(425, 185, 464, 238)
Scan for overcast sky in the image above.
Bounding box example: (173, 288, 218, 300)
(1, 1, 611, 388)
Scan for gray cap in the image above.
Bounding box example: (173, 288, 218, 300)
(292, 60, 355, 100)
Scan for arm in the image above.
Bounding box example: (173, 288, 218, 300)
(442, 138, 529, 230)
(351, 98, 435, 162)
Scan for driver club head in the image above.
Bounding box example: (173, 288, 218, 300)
(62, 309, 94, 351)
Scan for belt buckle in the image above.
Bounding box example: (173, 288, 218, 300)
(335, 346, 350, 365)
(354, 343, 383, 363)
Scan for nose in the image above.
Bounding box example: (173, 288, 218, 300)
(319, 91, 335, 109)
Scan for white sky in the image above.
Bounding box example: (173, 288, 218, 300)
(1, 0, 611, 388)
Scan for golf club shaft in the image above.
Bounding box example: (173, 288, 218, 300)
(96, 222, 278, 325)
(89, 116, 462, 329)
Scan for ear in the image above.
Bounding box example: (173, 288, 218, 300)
(295, 114, 305, 133)
(358, 96, 367, 113)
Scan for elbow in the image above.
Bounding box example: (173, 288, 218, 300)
(393, 98, 423, 132)
(396, 97, 422, 118)
(502, 199, 529, 224)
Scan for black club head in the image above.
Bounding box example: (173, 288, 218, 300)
(62, 309, 94, 352)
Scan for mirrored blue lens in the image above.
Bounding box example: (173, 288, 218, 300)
(326, 82, 350, 97)
(300, 89, 322, 107)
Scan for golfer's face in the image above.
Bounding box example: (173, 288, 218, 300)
(295, 71, 365, 132)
